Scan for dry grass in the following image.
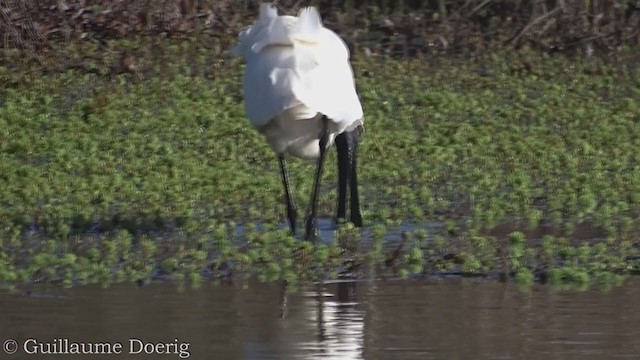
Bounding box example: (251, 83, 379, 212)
(1, 0, 639, 70)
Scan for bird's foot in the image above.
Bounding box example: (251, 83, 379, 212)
(287, 210, 297, 236)
(335, 214, 363, 228)
(305, 216, 319, 242)
(351, 212, 363, 228)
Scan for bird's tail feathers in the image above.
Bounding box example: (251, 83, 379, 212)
(255, 6, 324, 52)
(293, 7, 323, 43)
(234, 4, 325, 57)
(231, 3, 279, 57)
(258, 3, 279, 24)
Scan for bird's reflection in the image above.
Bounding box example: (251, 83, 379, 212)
(280, 279, 364, 359)
(279, 279, 289, 319)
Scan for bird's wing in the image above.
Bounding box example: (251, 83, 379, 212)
(231, 3, 279, 58)
(233, 5, 363, 130)
(242, 49, 312, 128)
(294, 29, 363, 132)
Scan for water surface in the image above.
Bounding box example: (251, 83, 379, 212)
(1, 279, 638, 359)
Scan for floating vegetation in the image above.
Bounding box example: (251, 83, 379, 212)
(1, 38, 639, 290)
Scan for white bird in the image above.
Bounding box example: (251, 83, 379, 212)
(232, 3, 364, 241)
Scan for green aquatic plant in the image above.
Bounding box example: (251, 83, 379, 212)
(461, 254, 483, 274)
(0, 38, 639, 288)
(515, 269, 534, 287)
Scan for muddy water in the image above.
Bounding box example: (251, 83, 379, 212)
(1, 279, 639, 359)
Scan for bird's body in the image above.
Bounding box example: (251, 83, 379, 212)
(233, 3, 364, 239)
(232, 4, 363, 159)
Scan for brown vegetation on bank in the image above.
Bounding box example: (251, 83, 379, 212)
(1, 0, 639, 70)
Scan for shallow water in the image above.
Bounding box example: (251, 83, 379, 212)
(1, 279, 639, 359)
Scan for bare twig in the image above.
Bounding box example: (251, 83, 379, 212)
(469, 0, 493, 17)
(509, 6, 562, 47)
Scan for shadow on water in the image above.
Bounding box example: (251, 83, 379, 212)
(1, 278, 640, 359)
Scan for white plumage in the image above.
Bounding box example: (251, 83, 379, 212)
(232, 3, 364, 240)
(232, 3, 363, 159)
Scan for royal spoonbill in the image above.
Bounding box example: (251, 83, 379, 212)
(232, 3, 364, 241)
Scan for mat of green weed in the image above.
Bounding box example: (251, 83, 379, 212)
(1, 42, 639, 289)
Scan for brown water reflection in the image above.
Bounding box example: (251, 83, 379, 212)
(0, 279, 639, 359)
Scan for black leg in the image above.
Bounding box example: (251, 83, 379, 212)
(279, 155, 297, 235)
(335, 131, 351, 221)
(305, 116, 330, 241)
(349, 129, 363, 227)
(335, 127, 363, 227)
